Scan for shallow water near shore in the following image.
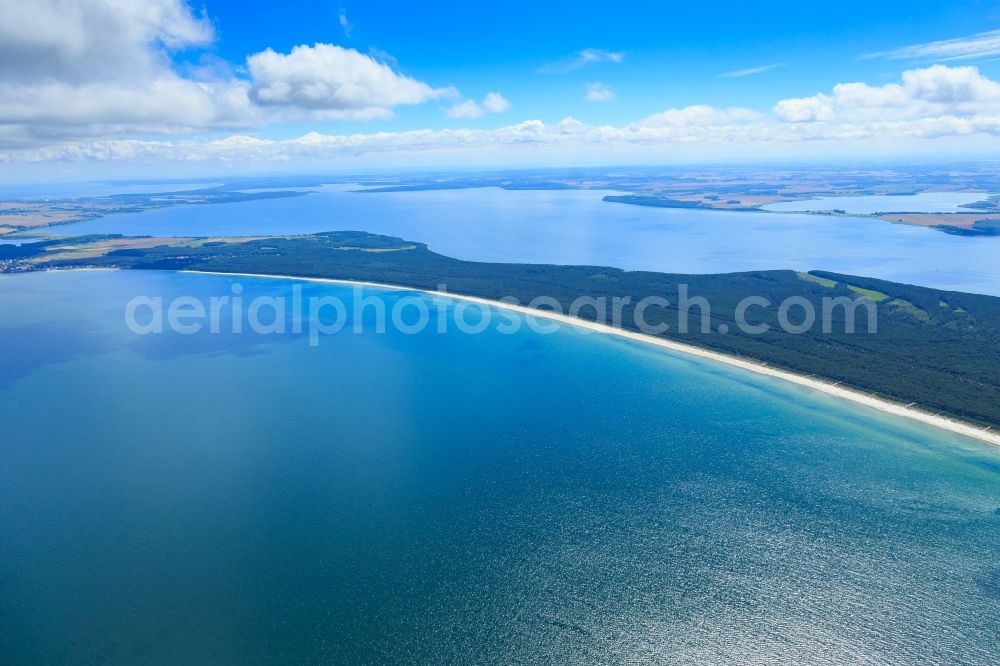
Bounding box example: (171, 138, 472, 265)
(1, 270, 999, 664)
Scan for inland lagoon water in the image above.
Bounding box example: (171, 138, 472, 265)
(1, 270, 998, 664)
(761, 191, 996, 214)
(58, 186, 1000, 296)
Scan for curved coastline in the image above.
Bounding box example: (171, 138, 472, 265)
(181, 269, 1000, 449)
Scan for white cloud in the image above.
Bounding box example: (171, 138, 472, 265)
(585, 83, 615, 102)
(446, 92, 510, 119)
(7, 56, 1000, 165)
(339, 8, 352, 37)
(0, 2, 455, 147)
(0, 79, 254, 132)
(446, 100, 486, 120)
(720, 63, 786, 78)
(866, 29, 1000, 62)
(0, 0, 255, 146)
(482, 92, 511, 113)
(774, 65, 1000, 122)
(538, 48, 625, 74)
(772, 94, 835, 123)
(10, 102, 1000, 167)
(0, 0, 214, 84)
(367, 47, 400, 69)
(633, 105, 761, 127)
(247, 43, 454, 117)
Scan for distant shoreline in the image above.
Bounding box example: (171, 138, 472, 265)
(182, 269, 1000, 449)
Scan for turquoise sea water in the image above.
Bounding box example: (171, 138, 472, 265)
(1, 270, 998, 664)
(59, 186, 1000, 296)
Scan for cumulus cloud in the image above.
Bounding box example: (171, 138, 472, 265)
(446, 92, 510, 119)
(585, 83, 615, 102)
(248, 43, 454, 119)
(0, 1, 456, 147)
(445, 100, 486, 120)
(0, 0, 213, 84)
(482, 92, 511, 113)
(633, 105, 761, 127)
(0, 0, 256, 146)
(773, 65, 1000, 122)
(772, 95, 835, 123)
(0, 79, 254, 135)
(538, 48, 625, 74)
(866, 29, 1000, 62)
(6, 33, 1000, 168)
(9, 97, 1000, 167)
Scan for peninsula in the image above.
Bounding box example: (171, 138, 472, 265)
(5, 230, 1000, 432)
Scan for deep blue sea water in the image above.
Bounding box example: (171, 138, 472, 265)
(59, 185, 1000, 296)
(1, 270, 998, 664)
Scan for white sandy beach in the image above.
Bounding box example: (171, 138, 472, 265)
(185, 270, 1000, 449)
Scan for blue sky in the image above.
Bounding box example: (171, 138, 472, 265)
(194, 0, 1000, 133)
(3, 0, 1000, 178)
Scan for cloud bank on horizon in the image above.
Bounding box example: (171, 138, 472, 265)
(3, 0, 1000, 170)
